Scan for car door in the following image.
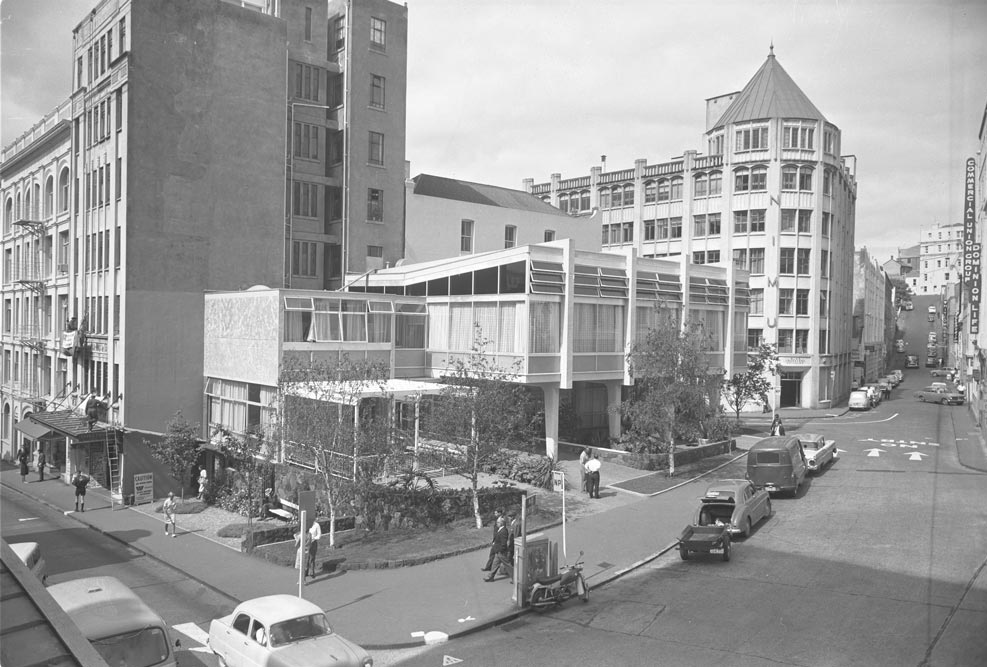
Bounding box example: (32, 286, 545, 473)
(745, 482, 767, 523)
(242, 619, 270, 667)
(228, 612, 255, 666)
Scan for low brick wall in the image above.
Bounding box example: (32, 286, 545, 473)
(560, 439, 736, 472)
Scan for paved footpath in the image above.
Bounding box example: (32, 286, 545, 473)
(12, 404, 981, 650)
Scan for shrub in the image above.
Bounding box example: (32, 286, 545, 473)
(481, 449, 557, 489)
(355, 485, 524, 532)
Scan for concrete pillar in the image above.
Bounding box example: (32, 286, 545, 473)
(604, 380, 623, 440)
(541, 384, 560, 461)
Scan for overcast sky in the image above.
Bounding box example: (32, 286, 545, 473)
(3, 0, 985, 264)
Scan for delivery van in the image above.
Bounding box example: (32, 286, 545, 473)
(746, 435, 808, 496)
(47, 576, 179, 667)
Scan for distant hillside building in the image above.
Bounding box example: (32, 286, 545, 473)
(909, 222, 962, 295)
(526, 49, 857, 408)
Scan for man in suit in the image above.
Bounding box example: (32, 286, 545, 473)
(484, 516, 513, 582)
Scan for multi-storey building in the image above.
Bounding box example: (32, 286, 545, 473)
(526, 50, 857, 408)
(204, 240, 750, 456)
(1, 102, 74, 463)
(910, 222, 962, 295)
(2, 0, 409, 491)
(851, 248, 890, 385)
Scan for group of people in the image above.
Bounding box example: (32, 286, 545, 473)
(481, 508, 518, 582)
(17, 445, 45, 483)
(579, 448, 602, 499)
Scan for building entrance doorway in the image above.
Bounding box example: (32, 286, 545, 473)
(780, 371, 803, 407)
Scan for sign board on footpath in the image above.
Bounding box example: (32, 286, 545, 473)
(133, 472, 154, 505)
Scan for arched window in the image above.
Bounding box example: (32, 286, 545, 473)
(734, 168, 750, 192)
(798, 167, 814, 192)
(598, 188, 610, 209)
(580, 190, 590, 211)
(2, 403, 9, 440)
(23, 190, 31, 221)
(708, 171, 722, 195)
(623, 184, 634, 206)
(781, 165, 798, 190)
(644, 180, 656, 203)
(670, 177, 683, 200)
(694, 173, 708, 198)
(611, 185, 622, 208)
(657, 179, 670, 202)
(558, 192, 569, 213)
(4, 198, 12, 234)
(44, 176, 54, 218)
(33, 184, 41, 218)
(59, 168, 70, 212)
(750, 166, 767, 191)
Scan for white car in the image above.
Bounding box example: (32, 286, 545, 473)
(798, 433, 838, 472)
(209, 595, 372, 667)
(10, 542, 47, 584)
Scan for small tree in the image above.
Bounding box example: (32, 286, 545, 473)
(278, 355, 394, 549)
(723, 343, 780, 422)
(621, 312, 720, 476)
(426, 326, 540, 529)
(146, 411, 201, 493)
(214, 428, 270, 549)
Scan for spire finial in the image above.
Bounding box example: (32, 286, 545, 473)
(769, 41, 774, 57)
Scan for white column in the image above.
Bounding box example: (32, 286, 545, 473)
(541, 384, 560, 461)
(604, 380, 622, 440)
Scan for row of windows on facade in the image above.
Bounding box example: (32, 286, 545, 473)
(3, 233, 71, 283)
(455, 220, 556, 253)
(557, 165, 838, 213)
(707, 121, 840, 156)
(607, 210, 834, 246)
(289, 240, 383, 278)
(3, 172, 72, 231)
(3, 291, 116, 339)
(0, 350, 71, 399)
(291, 131, 388, 220)
(747, 328, 828, 355)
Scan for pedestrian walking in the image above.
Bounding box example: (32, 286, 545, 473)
(18, 445, 30, 483)
(72, 469, 91, 512)
(36, 449, 46, 482)
(770, 415, 785, 436)
(196, 469, 208, 501)
(163, 492, 178, 537)
(305, 519, 322, 580)
(480, 508, 504, 572)
(579, 448, 591, 493)
(585, 454, 602, 499)
(483, 516, 513, 582)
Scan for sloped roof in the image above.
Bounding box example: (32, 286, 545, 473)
(713, 49, 826, 128)
(412, 174, 568, 216)
(29, 410, 119, 443)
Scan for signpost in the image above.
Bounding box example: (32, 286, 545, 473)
(133, 473, 154, 506)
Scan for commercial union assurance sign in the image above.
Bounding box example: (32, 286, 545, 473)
(964, 158, 980, 334)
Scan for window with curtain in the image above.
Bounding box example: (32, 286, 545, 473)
(367, 301, 392, 343)
(449, 303, 475, 351)
(308, 299, 341, 342)
(473, 302, 499, 344)
(341, 300, 366, 341)
(574, 303, 624, 352)
(396, 303, 426, 348)
(497, 302, 519, 353)
(428, 303, 449, 349)
(529, 301, 560, 353)
(692, 309, 723, 349)
(636, 304, 659, 342)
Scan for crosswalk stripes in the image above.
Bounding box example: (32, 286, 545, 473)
(172, 622, 213, 654)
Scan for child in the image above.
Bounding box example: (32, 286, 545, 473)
(163, 492, 178, 537)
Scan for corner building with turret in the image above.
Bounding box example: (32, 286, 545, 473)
(527, 50, 857, 409)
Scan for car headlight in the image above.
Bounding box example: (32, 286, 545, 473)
(363, 658, 374, 667)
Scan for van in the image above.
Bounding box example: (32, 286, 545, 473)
(9, 541, 47, 584)
(746, 436, 808, 496)
(848, 390, 871, 410)
(47, 576, 179, 667)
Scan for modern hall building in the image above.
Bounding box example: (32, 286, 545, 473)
(525, 49, 857, 409)
(2, 0, 409, 492)
(203, 240, 751, 458)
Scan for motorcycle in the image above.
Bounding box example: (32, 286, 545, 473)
(528, 551, 589, 610)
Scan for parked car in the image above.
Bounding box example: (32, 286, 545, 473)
(928, 332, 937, 344)
(895, 339, 906, 352)
(798, 433, 838, 473)
(848, 390, 871, 410)
(691, 479, 772, 539)
(9, 542, 47, 584)
(930, 367, 957, 378)
(893, 370, 904, 381)
(928, 313, 936, 323)
(905, 355, 920, 369)
(746, 436, 809, 496)
(926, 356, 938, 368)
(914, 385, 965, 405)
(881, 375, 899, 387)
(862, 384, 882, 406)
(903, 300, 914, 310)
(928, 305, 937, 314)
(209, 595, 373, 667)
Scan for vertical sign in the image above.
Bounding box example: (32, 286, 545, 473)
(133, 472, 154, 505)
(964, 158, 980, 334)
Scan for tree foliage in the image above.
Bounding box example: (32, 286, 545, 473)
(722, 343, 780, 422)
(425, 326, 541, 529)
(277, 355, 395, 548)
(620, 312, 722, 475)
(213, 427, 271, 548)
(146, 411, 201, 490)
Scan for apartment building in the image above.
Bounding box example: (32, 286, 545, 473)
(526, 50, 857, 408)
(851, 248, 891, 385)
(2, 0, 409, 493)
(908, 222, 963, 295)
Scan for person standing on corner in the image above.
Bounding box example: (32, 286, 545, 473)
(18, 445, 30, 483)
(579, 448, 591, 493)
(484, 516, 512, 582)
(305, 518, 322, 581)
(770, 415, 785, 436)
(480, 508, 503, 572)
(36, 448, 46, 482)
(197, 469, 208, 501)
(163, 491, 178, 537)
(585, 454, 602, 499)
(72, 468, 91, 512)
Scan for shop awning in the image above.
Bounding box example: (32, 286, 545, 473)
(27, 410, 120, 444)
(14, 418, 55, 440)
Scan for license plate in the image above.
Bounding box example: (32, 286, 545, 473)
(709, 548, 723, 554)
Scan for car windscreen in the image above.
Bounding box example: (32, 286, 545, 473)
(269, 613, 331, 647)
(753, 451, 783, 464)
(92, 627, 169, 667)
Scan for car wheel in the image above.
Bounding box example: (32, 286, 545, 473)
(216, 654, 228, 667)
(919, 396, 925, 402)
(742, 517, 752, 539)
(722, 536, 731, 562)
(765, 498, 772, 517)
(679, 544, 690, 560)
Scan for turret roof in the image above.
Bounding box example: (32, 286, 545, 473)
(713, 48, 826, 128)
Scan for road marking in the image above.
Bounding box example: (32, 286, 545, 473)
(443, 656, 463, 665)
(859, 438, 940, 448)
(864, 449, 886, 457)
(821, 413, 899, 425)
(906, 452, 929, 461)
(18, 517, 39, 522)
(172, 622, 212, 653)
(457, 615, 475, 623)
(424, 630, 449, 645)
